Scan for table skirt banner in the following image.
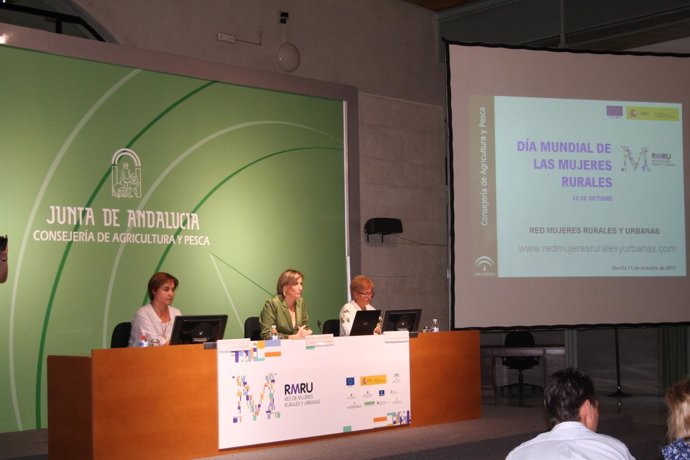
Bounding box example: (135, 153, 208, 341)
(217, 334, 411, 448)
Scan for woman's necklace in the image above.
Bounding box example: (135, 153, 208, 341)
(154, 304, 170, 334)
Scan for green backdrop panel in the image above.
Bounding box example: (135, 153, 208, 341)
(0, 45, 347, 432)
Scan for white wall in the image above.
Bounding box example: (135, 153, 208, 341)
(74, 0, 445, 105)
(359, 94, 448, 325)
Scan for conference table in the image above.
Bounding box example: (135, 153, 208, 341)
(48, 330, 481, 459)
(480, 345, 566, 399)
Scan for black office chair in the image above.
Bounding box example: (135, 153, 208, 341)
(243, 316, 262, 340)
(321, 319, 340, 336)
(111, 321, 132, 348)
(500, 330, 542, 398)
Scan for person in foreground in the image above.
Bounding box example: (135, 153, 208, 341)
(506, 367, 635, 460)
(339, 274, 382, 336)
(128, 272, 182, 346)
(661, 377, 690, 459)
(260, 268, 312, 340)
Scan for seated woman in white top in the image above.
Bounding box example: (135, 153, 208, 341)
(128, 272, 182, 346)
(339, 274, 382, 336)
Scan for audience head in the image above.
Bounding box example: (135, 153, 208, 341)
(665, 377, 690, 443)
(276, 268, 304, 297)
(350, 275, 374, 308)
(544, 368, 599, 430)
(147, 272, 179, 301)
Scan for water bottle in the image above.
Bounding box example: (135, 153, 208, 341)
(270, 325, 279, 340)
(432, 318, 439, 333)
(138, 332, 149, 347)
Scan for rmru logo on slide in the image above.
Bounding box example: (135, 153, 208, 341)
(473, 256, 496, 276)
(111, 148, 142, 198)
(620, 146, 650, 172)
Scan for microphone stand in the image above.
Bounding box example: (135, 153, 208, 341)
(607, 327, 631, 398)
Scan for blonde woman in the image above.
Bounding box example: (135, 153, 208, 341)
(259, 268, 312, 340)
(662, 377, 690, 459)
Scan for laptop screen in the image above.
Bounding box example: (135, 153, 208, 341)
(349, 310, 381, 336)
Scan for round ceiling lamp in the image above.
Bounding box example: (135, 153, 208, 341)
(277, 42, 300, 72)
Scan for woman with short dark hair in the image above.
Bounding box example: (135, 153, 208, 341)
(128, 272, 182, 346)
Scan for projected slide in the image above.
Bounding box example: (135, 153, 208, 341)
(471, 96, 685, 277)
(449, 43, 690, 328)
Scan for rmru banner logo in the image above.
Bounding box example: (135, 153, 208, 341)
(231, 373, 280, 423)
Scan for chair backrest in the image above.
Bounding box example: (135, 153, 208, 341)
(502, 330, 539, 369)
(322, 318, 340, 336)
(244, 316, 261, 341)
(505, 330, 536, 347)
(111, 322, 132, 348)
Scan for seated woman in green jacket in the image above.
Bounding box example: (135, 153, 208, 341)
(259, 268, 313, 340)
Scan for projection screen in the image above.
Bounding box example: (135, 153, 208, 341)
(448, 43, 690, 329)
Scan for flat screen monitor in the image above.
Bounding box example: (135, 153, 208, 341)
(169, 314, 228, 345)
(382, 309, 422, 336)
